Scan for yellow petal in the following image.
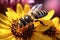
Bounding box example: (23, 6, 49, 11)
(0, 35, 16, 40)
(6, 35, 16, 40)
(34, 19, 53, 32)
(55, 25, 60, 31)
(0, 28, 12, 39)
(41, 10, 55, 20)
(52, 17, 59, 24)
(35, 24, 51, 32)
(33, 21, 40, 27)
(24, 4, 30, 14)
(0, 20, 8, 26)
(0, 23, 10, 29)
(11, 37, 16, 40)
(16, 3, 23, 18)
(52, 17, 59, 27)
(0, 13, 10, 21)
(0, 18, 11, 26)
(21, 11, 25, 18)
(0, 13, 11, 25)
(6, 12, 12, 21)
(40, 19, 53, 26)
(31, 32, 52, 40)
(7, 8, 18, 20)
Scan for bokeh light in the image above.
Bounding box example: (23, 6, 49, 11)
(43, 0, 60, 17)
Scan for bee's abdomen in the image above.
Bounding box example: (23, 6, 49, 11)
(31, 10, 47, 19)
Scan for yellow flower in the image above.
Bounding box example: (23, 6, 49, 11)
(0, 3, 55, 40)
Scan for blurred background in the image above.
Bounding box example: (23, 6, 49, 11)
(0, 0, 60, 17)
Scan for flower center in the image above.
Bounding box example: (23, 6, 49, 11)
(11, 20, 34, 39)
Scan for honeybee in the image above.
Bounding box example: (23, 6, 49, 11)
(19, 4, 47, 26)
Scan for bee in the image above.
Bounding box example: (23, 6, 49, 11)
(19, 4, 47, 26)
(11, 4, 48, 39)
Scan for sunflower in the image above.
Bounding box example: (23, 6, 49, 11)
(0, 3, 55, 40)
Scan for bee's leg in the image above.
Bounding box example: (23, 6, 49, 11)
(34, 20, 45, 26)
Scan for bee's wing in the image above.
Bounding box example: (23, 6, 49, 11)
(31, 4, 43, 11)
(34, 4, 43, 11)
(27, 4, 43, 15)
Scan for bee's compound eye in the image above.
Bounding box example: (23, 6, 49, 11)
(24, 15, 32, 23)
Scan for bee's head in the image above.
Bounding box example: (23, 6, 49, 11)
(19, 15, 33, 26)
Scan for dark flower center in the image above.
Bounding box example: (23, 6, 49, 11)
(11, 20, 35, 40)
